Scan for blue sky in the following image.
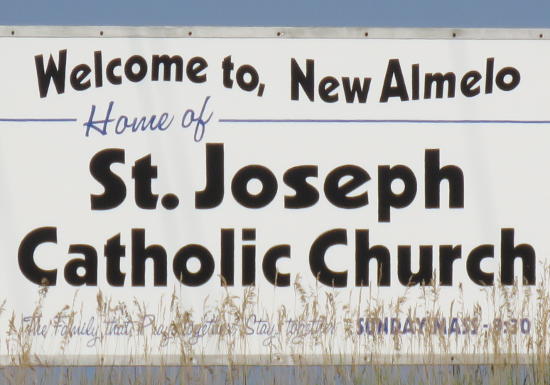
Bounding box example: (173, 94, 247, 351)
(3, 0, 550, 27)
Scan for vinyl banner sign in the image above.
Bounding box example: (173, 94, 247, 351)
(0, 29, 549, 364)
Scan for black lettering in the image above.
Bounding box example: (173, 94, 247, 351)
(425, 149, 464, 209)
(106, 58, 122, 85)
(35, 50, 67, 98)
(461, 71, 481, 97)
(131, 229, 167, 286)
(318, 76, 339, 103)
(355, 230, 390, 286)
(501, 228, 535, 285)
(64, 245, 98, 286)
(242, 229, 256, 286)
(196, 143, 224, 208)
(467, 245, 494, 286)
(90, 149, 126, 210)
(380, 59, 409, 102)
(262, 245, 291, 287)
(378, 165, 417, 222)
(284, 165, 319, 209)
(324, 165, 369, 209)
(342, 77, 371, 103)
(231, 165, 277, 209)
(222, 56, 234, 88)
(70, 64, 92, 91)
(439, 245, 461, 286)
(18, 227, 57, 286)
(291, 58, 314, 101)
(485, 58, 494, 94)
(236, 65, 259, 92)
(124, 55, 148, 82)
(397, 246, 433, 286)
(94, 51, 103, 87)
(220, 229, 234, 286)
(496, 67, 521, 91)
(152, 55, 183, 81)
(309, 229, 347, 287)
(412, 64, 420, 100)
(186, 57, 208, 83)
(424, 72, 456, 99)
(104, 234, 126, 286)
(132, 154, 158, 209)
(173, 245, 215, 286)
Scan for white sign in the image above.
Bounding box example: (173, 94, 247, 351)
(0, 28, 548, 364)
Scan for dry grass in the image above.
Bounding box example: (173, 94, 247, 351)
(1, 270, 550, 385)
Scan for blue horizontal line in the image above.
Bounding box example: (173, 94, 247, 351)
(0, 118, 77, 123)
(219, 118, 550, 124)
